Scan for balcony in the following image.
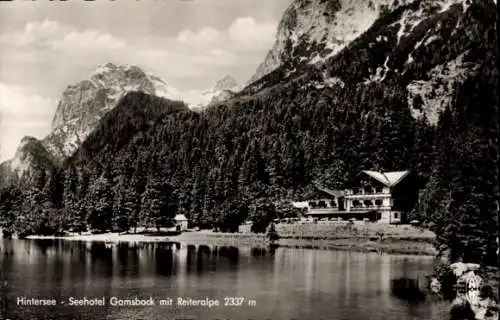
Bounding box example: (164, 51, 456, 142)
(349, 205, 391, 212)
(308, 208, 347, 215)
(346, 188, 389, 196)
(345, 194, 390, 200)
(349, 199, 390, 211)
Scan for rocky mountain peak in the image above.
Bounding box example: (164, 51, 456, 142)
(248, 0, 403, 83)
(247, 0, 475, 85)
(18, 136, 40, 149)
(214, 76, 238, 92)
(44, 63, 177, 162)
(183, 75, 241, 111)
(245, 0, 493, 125)
(0, 63, 180, 187)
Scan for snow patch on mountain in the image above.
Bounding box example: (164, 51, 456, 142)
(439, 0, 470, 13)
(214, 76, 238, 92)
(9, 153, 30, 179)
(38, 65, 240, 164)
(392, 3, 432, 45)
(183, 76, 241, 110)
(249, 0, 418, 83)
(392, 0, 473, 46)
(364, 56, 391, 83)
(424, 35, 440, 45)
(148, 74, 185, 101)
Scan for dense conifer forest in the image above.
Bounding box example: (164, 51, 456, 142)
(1, 48, 497, 265)
(0, 0, 498, 268)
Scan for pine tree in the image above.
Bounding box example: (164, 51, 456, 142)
(112, 177, 130, 232)
(140, 177, 168, 232)
(122, 185, 140, 233)
(86, 172, 113, 232)
(250, 198, 277, 233)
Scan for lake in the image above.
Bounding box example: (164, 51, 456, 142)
(0, 239, 449, 320)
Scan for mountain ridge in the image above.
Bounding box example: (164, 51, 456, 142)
(242, 0, 495, 124)
(43, 63, 182, 162)
(0, 0, 497, 276)
(0, 63, 187, 188)
(248, 0, 406, 83)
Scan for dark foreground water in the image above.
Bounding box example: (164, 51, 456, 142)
(0, 239, 449, 320)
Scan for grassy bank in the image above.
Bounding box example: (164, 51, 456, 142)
(26, 223, 436, 255)
(274, 222, 435, 242)
(276, 237, 436, 255)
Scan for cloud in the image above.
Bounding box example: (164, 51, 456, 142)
(228, 17, 277, 47)
(172, 16, 277, 51)
(176, 27, 221, 46)
(54, 30, 126, 50)
(0, 82, 56, 161)
(197, 49, 238, 66)
(0, 82, 55, 115)
(0, 19, 128, 53)
(0, 17, 277, 76)
(0, 20, 64, 46)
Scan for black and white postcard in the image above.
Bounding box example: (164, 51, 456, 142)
(0, 0, 498, 319)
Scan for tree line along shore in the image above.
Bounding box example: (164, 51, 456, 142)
(22, 222, 437, 256)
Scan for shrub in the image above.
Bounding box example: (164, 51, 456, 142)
(434, 261, 457, 300)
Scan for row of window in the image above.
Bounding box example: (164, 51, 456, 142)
(351, 187, 385, 194)
(351, 199, 384, 207)
(309, 200, 338, 208)
(310, 200, 388, 208)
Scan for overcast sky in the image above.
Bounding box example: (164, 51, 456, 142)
(0, 0, 291, 161)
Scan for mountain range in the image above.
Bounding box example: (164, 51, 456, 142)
(1, 0, 495, 187)
(0, 63, 238, 186)
(244, 0, 492, 124)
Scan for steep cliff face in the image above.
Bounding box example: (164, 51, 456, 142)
(245, 0, 495, 124)
(249, 0, 402, 83)
(43, 63, 179, 161)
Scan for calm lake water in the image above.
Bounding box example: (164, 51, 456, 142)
(0, 239, 449, 320)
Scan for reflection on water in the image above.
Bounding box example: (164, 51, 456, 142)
(0, 239, 449, 320)
(391, 278, 426, 301)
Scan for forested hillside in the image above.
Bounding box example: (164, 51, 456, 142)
(0, 0, 497, 267)
(2, 52, 497, 264)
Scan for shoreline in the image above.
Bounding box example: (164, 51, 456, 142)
(24, 230, 437, 256)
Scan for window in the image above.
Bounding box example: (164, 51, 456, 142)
(330, 200, 337, 207)
(365, 187, 374, 194)
(318, 200, 327, 208)
(375, 199, 383, 206)
(352, 188, 360, 195)
(394, 212, 399, 219)
(363, 200, 373, 207)
(309, 202, 317, 209)
(352, 200, 361, 207)
(375, 186, 383, 193)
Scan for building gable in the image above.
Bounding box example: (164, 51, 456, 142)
(360, 170, 410, 188)
(347, 172, 388, 191)
(315, 185, 345, 198)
